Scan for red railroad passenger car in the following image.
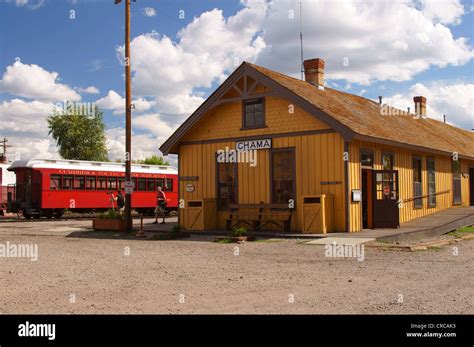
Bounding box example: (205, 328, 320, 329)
(7, 158, 178, 218)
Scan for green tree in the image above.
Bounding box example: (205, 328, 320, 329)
(141, 155, 169, 165)
(47, 105, 109, 161)
(116, 155, 170, 165)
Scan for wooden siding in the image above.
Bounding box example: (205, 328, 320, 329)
(348, 140, 472, 232)
(461, 160, 473, 207)
(179, 133, 347, 233)
(181, 96, 330, 142)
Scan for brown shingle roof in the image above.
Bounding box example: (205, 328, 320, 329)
(248, 63, 474, 159)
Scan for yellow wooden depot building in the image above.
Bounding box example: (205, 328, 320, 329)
(160, 58, 474, 233)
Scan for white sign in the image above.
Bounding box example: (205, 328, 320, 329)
(352, 189, 362, 202)
(125, 186, 134, 194)
(124, 181, 134, 188)
(236, 138, 271, 152)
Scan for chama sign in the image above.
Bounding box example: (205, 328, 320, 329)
(236, 138, 272, 152)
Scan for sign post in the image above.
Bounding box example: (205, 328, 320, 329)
(115, 0, 133, 232)
(124, 180, 134, 195)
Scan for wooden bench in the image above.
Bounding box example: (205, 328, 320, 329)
(226, 202, 293, 232)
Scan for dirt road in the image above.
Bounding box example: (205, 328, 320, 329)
(0, 219, 472, 314)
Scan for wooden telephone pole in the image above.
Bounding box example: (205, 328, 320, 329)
(0, 138, 12, 163)
(115, 0, 133, 232)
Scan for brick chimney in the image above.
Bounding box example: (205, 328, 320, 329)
(413, 96, 427, 117)
(303, 58, 325, 86)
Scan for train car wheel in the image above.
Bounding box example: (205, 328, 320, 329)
(22, 210, 32, 219)
(43, 210, 54, 219)
(53, 210, 65, 218)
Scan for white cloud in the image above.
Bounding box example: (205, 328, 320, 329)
(5, 136, 58, 161)
(95, 90, 123, 111)
(0, 99, 60, 160)
(418, 0, 465, 25)
(256, 0, 473, 85)
(8, 0, 45, 10)
(0, 60, 81, 102)
(77, 86, 100, 94)
(106, 127, 176, 165)
(0, 98, 57, 136)
(95, 90, 155, 115)
(383, 82, 474, 129)
(142, 7, 156, 17)
(133, 113, 177, 141)
(116, 1, 267, 121)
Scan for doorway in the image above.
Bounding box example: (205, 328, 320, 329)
(373, 170, 399, 228)
(470, 168, 474, 206)
(362, 169, 373, 229)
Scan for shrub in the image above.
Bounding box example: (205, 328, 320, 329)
(214, 237, 234, 244)
(98, 209, 124, 220)
(232, 226, 247, 237)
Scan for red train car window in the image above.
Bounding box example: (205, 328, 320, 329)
(85, 176, 95, 190)
(50, 175, 61, 190)
(137, 178, 146, 191)
(108, 177, 118, 190)
(147, 178, 155, 191)
(118, 178, 125, 190)
(156, 178, 164, 189)
(62, 175, 73, 190)
(165, 178, 173, 192)
(97, 177, 107, 190)
(74, 176, 85, 190)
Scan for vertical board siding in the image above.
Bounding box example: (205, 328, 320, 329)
(179, 132, 346, 232)
(348, 140, 470, 232)
(461, 160, 471, 207)
(181, 96, 330, 142)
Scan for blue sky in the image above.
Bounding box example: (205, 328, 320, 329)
(0, 0, 473, 163)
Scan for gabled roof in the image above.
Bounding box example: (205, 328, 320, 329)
(160, 62, 474, 159)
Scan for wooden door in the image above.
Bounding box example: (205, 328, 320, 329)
(373, 170, 399, 228)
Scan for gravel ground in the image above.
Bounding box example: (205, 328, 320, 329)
(0, 219, 472, 314)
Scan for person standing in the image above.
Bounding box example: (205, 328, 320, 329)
(153, 186, 167, 224)
(116, 190, 125, 215)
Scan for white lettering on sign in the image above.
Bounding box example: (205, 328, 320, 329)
(236, 138, 272, 152)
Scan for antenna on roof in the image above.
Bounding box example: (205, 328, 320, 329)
(299, 0, 304, 81)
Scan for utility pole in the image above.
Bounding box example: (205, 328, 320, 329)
(115, 0, 133, 232)
(0, 137, 12, 163)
